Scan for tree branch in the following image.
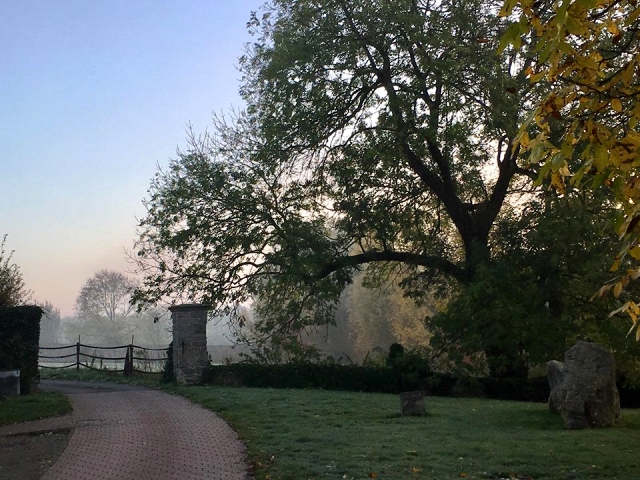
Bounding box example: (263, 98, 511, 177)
(317, 250, 466, 282)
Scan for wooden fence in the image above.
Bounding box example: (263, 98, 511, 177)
(39, 343, 169, 374)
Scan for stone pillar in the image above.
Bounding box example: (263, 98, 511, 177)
(169, 304, 210, 385)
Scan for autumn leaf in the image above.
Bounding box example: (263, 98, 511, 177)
(504, 0, 640, 332)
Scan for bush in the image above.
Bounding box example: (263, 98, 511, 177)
(202, 363, 398, 393)
(0, 306, 42, 394)
(201, 362, 552, 402)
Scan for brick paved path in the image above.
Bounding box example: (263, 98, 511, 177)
(30, 380, 248, 480)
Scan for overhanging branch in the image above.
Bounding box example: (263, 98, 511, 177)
(317, 250, 466, 282)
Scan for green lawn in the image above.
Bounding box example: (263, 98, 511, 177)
(175, 386, 640, 480)
(39, 369, 640, 479)
(40, 367, 162, 387)
(0, 391, 71, 426)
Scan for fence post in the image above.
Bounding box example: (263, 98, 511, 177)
(124, 344, 133, 376)
(76, 341, 80, 371)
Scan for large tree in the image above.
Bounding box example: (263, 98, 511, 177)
(133, 0, 543, 374)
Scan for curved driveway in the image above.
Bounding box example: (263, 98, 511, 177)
(38, 380, 248, 480)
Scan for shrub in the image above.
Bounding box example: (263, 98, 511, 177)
(202, 362, 397, 393)
(201, 362, 553, 402)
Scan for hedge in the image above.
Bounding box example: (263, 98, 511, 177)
(201, 363, 552, 402)
(202, 362, 640, 407)
(203, 363, 398, 393)
(0, 306, 42, 394)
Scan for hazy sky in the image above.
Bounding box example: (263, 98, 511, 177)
(1, 0, 264, 316)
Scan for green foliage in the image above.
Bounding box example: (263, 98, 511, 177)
(0, 306, 43, 394)
(429, 261, 557, 378)
(0, 391, 71, 426)
(503, 0, 640, 331)
(430, 186, 640, 380)
(0, 235, 31, 307)
(133, 0, 538, 349)
(202, 362, 398, 393)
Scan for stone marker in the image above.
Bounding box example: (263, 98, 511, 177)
(0, 370, 20, 396)
(547, 341, 620, 429)
(400, 390, 426, 416)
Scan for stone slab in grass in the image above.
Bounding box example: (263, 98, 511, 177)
(400, 390, 427, 416)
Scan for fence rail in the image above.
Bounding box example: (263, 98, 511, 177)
(39, 342, 170, 375)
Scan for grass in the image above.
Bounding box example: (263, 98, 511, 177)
(40, 367, 163, 387)
(175, 387, 640, 480)
(38, 369, 640, 479)
(0, 391, 72, 427)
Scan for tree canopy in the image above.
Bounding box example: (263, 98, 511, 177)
(501, 0, 640, 331)
(134, 0, 538, 352)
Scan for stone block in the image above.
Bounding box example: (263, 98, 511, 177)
(0, 370, 20, 396)
(547, 341, 621, 429)
(400, 390, 426, 416)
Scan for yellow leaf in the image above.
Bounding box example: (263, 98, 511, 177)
(551, 172, 566, 195)
(611, 301, 631, 317)
(611, 98, 623, 113)
(622, 62, 634, 87)
(611, 257, 621, 272)
(613, 281, 623, 298)
(607, 20, 620, 36)
(629, 247, 640, 260)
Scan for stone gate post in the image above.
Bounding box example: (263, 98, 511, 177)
(169, 304, 210, 385)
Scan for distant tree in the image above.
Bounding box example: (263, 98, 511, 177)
(0, 234, 31, 307)
(345, 274, 435, 362)
(68, 270, 170, 346)
(72, 270, 138, 345)
(40, 301, 62, 345)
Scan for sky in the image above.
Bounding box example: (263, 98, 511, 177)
(1, 0, 264, 316)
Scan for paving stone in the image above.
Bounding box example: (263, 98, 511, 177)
(31, 381, 248, 480)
